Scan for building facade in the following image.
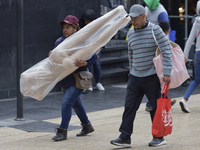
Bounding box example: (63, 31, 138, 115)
(0, 0, 100, 99)
(0, 0, 197, 99)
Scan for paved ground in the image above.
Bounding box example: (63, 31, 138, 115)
(0, 81, 200, 150)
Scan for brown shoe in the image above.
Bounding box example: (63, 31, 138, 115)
(52, 128, 67, 141)
(76, 123, 94, 136)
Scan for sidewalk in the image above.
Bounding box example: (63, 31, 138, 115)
(0, 83, 200, 150)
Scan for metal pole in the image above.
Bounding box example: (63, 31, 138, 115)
(168, 15, 192, 19)
(15, 0, 25, 121)
(184, 0, 188, 44)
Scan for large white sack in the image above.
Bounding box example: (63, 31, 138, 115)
(20, 5, 131, 100)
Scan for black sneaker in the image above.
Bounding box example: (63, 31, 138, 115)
(110, 137, 131, 147)
(145, 106, 153, 112)
(149, 137, 166, 147)
(171, 99, 176, 106)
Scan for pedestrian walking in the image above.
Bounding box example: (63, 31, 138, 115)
(110, 4, 172, 147)
(144, 0, 176, 112)
(180, 1, 200, 113)
(49, 15, 97, 141)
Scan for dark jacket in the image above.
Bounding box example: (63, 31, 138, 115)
(53, 35, 98, 89)
(79, 9, 97, 28)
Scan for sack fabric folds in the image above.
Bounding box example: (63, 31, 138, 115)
(152, 84, 173, 137)
(153, 43, 190, 89)
(20, 6, 130, 100)
(152, 26, 189, 89)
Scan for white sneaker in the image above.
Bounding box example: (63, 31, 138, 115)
(88, 87, 93, 91)
(96, 83, 105, 91)
(179, 99, 190, 113)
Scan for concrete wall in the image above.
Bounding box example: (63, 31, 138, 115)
(0, 0, 100, 99)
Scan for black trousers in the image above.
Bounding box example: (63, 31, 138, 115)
(119, 74, 161, 140)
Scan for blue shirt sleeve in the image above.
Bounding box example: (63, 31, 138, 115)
(86, 53, 98, 67)
(53, 35, 66, 49)
(158, 12, 169, 23)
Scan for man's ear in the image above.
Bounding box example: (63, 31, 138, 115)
(143, 14, 146, 19)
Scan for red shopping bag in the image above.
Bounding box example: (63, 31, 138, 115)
(152, 84, 173, 137)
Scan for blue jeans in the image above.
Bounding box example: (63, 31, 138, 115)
(88, 51, 101, 83)
(184, 51, 200, 100)
(60, 86, 90, 129)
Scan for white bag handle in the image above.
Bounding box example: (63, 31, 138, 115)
(152, 25, 161, 56)
(152, 25, 159, 48)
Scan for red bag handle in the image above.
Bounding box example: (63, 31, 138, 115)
(161, 84, 170, 99)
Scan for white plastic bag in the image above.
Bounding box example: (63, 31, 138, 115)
(20, 5, 130, 100)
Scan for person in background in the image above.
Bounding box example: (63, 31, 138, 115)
(143, 0, 176, 112)
(192, 1, 200, 23)
(144, 0, 176, 42)
(180, 1, 200, 113)
(110, 4, 172, 147)
(144, 0, 169, 25)
(159, 21, 170, 36)
(49, 15, 97, 141)
(79, 9, 105, 94)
